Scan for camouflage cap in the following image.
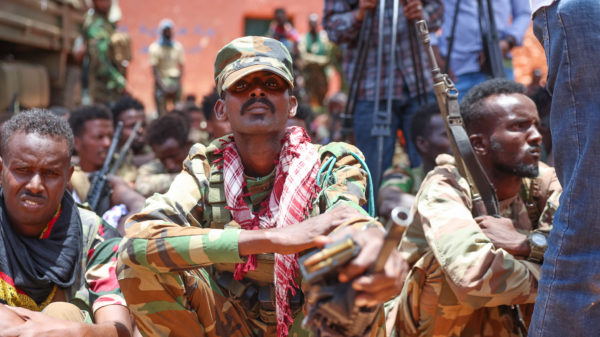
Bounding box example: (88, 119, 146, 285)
(214, 36, 294, 96)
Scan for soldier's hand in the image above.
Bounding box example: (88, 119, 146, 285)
(316, 225, 409, 306)
(401, 0, 424, 21)
(239, 204, 367, 256)
(356, 0, 377, 21)
(0, 304, 25, 330)
(0, 306, 84, 337)
(476, 216, 530, 258)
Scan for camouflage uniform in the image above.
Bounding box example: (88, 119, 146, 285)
(380, 164, 424, 196)
(298, 30, 332, 107)
(395, 154, 561, 337)
(83, 10, 126, 104)
(134, 159, 177, 197)
(75, 207, 125, 316)
(117, 139, 372, 337)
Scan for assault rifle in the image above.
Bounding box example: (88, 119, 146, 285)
(300, 207, 411, 337)
(416, 20, 527, 336)
(85, 120, 142, 213)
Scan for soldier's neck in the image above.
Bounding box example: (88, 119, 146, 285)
(233, 131, 285, 178)
(490, 173, 522, 201)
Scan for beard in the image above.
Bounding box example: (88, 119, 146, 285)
(494, 161, 539, 178)
(490, 138, 540, 178)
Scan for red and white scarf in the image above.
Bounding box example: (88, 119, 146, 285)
(220, 126, 320, 337)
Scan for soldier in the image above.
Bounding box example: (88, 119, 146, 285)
(378, 103, 452, 219)
(111, 95, 151, 179)
(83, 0, 126, 104)
(0, 109, 138, 336)
(68, 104, 145, 231)
(149, 18, 185, 115)
(298, 13, 332, 109)
(117, 36, 407, 337)
(135, 113, 190, 197)
(395, 79, 561, 336)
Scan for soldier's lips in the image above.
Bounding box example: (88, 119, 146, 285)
(20, 195, 46, 210)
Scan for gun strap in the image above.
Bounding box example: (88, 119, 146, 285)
(446, 95, 499, 216)
(444, 0, 462, 73)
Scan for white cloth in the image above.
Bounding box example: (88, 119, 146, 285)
(530, 0, 557, 15)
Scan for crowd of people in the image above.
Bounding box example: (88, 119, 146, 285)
(0, 0, 597, 336)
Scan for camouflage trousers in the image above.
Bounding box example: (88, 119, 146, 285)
(395, 251, 533, 337)
(118, 263, 308, 337)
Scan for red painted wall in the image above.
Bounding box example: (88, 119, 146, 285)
(119, 0, 326, 114)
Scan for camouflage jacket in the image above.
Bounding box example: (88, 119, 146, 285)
(83, 10, 125, 102)
(134, 159, 177, 197)
(75, 207, 124, 315)
(118, 138, 372, 336)
(380, 164, 425, 196)
(395, 154, 561, 337)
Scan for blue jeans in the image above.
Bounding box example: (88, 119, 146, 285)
(455, 65, 515, 101)
(353, 96, 424, 194)
(530, 1, 600, 336)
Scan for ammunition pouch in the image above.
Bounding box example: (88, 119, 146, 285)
(214, 270, 303, 325)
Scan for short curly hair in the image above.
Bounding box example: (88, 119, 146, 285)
(1, 108, 74, 157)
(111, 95, 144, 126)
(146, 113, 188, 148)
(69, 104, 112, 138)
(460, 78, 526, 133)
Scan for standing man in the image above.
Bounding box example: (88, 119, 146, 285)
(117, 36, 407, 337)
(395, 79, 561, 336)
(268, 8, 300, 55)
(149, 19, 185, 115)
(298, 13, 332, 110)
(323, 0, 443, 191)
(434, 0, 530, 99)
(529, 1, 600, 336)
(83, 0, 126, 105)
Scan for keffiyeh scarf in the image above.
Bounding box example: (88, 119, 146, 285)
(219, 126, 320, 337)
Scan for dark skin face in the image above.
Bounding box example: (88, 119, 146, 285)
(92, 0, 111, 15)
(75, 119, 114, 172)
(151, 138, 188, 173)
(470, 93, 542, 200)
(215, 70, 297, 138)
(162, 27, 172, 41)
(117, 109, 146, 153)
(0, 132, 73, 237)
(415, 114, 452, 172)
(214, 70, 297, 177)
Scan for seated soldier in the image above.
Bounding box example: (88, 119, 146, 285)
(0, 109, 139, 336)
(378, 103, 452, 219)
(111, 95, 153, 171)
(68, 104, 145, 232)
(135, 113, 191, 197)
(395, 79, 561, 336)
(117, 36, 407, 337)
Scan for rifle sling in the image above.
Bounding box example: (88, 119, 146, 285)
(446, 97, 499, 216)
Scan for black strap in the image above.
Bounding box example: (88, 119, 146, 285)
(444, 0, 462, 73)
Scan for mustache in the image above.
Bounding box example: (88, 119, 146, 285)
(21, 191, 46, 200)
(240, 97, 275, 115)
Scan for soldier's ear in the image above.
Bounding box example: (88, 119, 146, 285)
(470, 133, 490, 156)
(415, 135, 428, 154)
(288, 95, 298, 118)
(214, 99, 228, 121)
